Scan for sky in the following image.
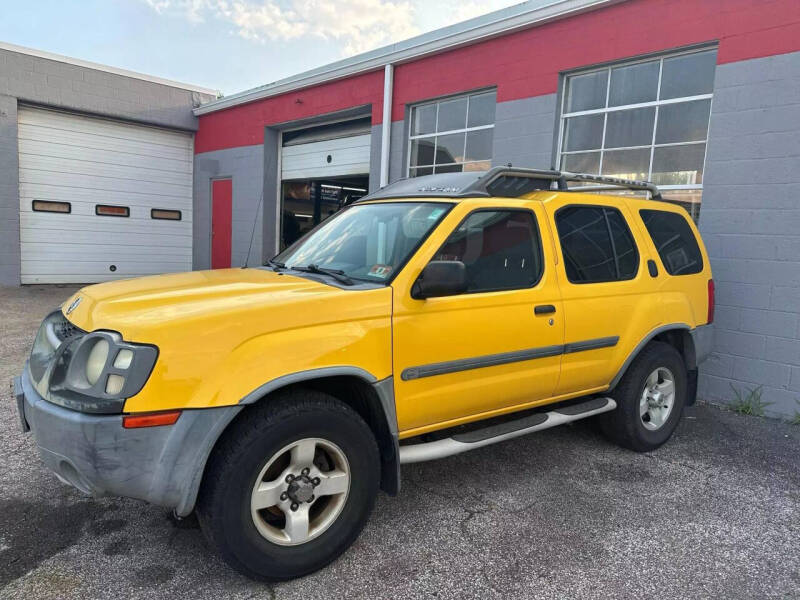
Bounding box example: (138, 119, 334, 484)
(1, 0, 522, 95)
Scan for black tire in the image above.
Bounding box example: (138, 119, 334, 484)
(196, 389, 380, 581)
(599, 341, 687, 452)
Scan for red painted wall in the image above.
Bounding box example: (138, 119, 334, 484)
(196, 0, 800, 154)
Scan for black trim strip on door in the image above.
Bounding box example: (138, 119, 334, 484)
(400, 336, 620, 381)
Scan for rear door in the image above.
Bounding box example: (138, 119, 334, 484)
(544, 196, 663, 396)
(391, 200, 564, 436)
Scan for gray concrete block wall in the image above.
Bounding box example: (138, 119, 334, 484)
(0, 47, 215, 131)
(698, 50, 800, 419)
(0, 94, 19, 285)
(493, 95, 558, 170)
(388, 120, 406, 182)
(193, 145, 265, 270)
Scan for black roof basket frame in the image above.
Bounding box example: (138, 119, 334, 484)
(359, 166, 662, 202)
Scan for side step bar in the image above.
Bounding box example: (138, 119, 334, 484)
(399, 397, 617, 464)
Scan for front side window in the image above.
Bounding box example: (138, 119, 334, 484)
(433, 210, 542, 293)
(640, 209, 703, 275)
(559, 48, 717, 221)
(274, 202, 451, 283)
(556, 205, 639, 284)
(408, 90, 497, 177)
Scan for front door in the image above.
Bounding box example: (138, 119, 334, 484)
(391, 201, 564, 436)
(211, 178, 232, 269)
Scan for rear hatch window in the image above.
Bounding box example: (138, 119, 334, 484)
(640, 209, 703, 275)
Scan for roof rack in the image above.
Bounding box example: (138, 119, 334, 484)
(359, 167, 662, 202)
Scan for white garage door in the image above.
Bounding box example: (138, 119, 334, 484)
(281, 121, 371, 180)
(18, 107, 193, 284)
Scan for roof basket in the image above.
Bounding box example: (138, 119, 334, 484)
(359, 167, 662, 201)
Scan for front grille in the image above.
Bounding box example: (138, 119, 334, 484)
(53, 314, 85, 343)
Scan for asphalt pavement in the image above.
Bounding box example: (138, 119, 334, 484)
(1, 284, 798, 599)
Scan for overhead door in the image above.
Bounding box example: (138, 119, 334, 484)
(18, 106, 193, 283)
(281, 120, 371, 180)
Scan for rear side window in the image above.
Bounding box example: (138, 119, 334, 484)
(434, 209, 542, 293)
(555, 205, 639, 283)
(640, 209, 703, 275)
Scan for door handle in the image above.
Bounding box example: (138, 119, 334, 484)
(534, 304, 556, 315)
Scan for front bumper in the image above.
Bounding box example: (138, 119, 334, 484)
(14, 366, 242, 516)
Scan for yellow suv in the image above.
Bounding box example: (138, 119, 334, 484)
(15, 168, 714, 580)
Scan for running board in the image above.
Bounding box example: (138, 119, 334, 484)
(398, 397, 617, 464)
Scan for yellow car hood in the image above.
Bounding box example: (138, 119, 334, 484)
(63, 268, 374, 340)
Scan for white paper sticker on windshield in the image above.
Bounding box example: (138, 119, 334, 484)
(428, 208, 445, 220)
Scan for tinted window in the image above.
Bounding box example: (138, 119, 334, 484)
(556, 206, 639, 283)
(434, 210, 541, 293)
(640, 209, 703, 275)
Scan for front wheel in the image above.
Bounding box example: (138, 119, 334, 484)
(197, 390, 380, 580)
(599, 341, 687, 452)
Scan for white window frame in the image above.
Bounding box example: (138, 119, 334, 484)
(406, 90, 496, 176)
(556, 47, 716, 214)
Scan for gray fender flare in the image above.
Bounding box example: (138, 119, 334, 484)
(608, 324, 693, 391)
(177, 367, 399, 515)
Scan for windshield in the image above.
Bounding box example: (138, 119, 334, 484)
(272, 202, 452, 283)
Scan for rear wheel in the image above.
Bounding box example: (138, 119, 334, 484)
(197, 390, 380, 581)
(600, 341, 687, 452)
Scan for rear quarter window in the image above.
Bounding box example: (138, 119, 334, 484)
(640, 209, 703, 275)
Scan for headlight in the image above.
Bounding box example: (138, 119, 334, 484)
(29, 311, 158, 414)
(86, 339, 110, 385)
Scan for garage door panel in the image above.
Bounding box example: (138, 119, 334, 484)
(18, 109, 192, 149)
(20, 183, 191, 208)
(19, 107, 193, 283)
(19, 138, 191, 173)
(18, 124, 191, 162)
(20, 213, 192, 237)
(282, 134, 372, 157)
(21, 260, 191, 279)
(20, 195, 193, 215)
(19, 169, 191, 197)
(281, 133, 370, 180)
(23, 242, 192, 261)
(282, 147, 372, 169)
(19, 154, 192, 186)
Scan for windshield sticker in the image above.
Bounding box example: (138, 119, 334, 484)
(368, 264, 393, 279)
(428, 208, 445, 220)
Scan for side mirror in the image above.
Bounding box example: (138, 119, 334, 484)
(411, 261, 467, 300)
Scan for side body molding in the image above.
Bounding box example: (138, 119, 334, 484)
(608, 323, 691, 390)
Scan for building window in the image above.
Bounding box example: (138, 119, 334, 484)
(558, 48, 717, 220)
(408, 90, 497, 177)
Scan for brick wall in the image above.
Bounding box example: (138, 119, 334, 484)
(699, 50, 800, 418)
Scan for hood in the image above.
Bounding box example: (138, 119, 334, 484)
(62, 268, 382, 341)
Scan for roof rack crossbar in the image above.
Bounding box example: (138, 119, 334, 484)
(472, 167, 661, 199)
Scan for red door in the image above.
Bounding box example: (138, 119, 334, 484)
(211, 179, 232, 269)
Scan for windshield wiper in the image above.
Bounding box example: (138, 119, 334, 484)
(293, 264, 354, 286)
(266, 259, 286, 271)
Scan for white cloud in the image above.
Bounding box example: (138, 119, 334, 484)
(144, 0, 420, 56)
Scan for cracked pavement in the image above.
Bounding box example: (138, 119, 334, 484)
(1, 284, 799, 599)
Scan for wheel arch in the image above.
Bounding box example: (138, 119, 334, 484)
(179, 368, 399, 517)
(609, 324, 696, 392)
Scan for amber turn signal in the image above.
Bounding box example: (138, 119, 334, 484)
(122, 410, 182, 429)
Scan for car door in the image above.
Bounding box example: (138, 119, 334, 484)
(544, 197, 662, 396)
(391, 200, 564, 437)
